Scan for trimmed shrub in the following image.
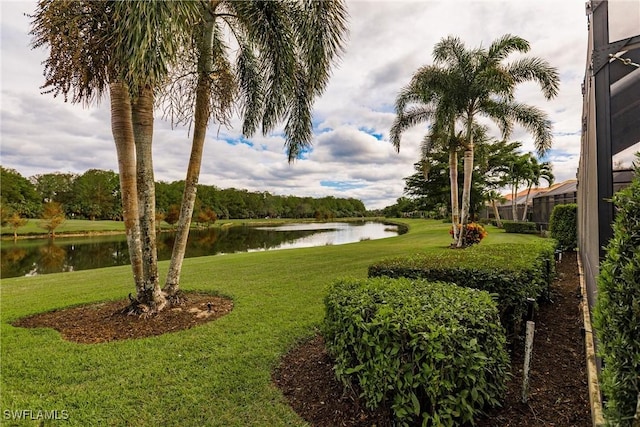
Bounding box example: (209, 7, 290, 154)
(549, 203, 577, 251)
(368, 241, 556, 339)
(501, 220, 537, 234)
(323, 277, 509, 426)
(593, 161, 640, 425)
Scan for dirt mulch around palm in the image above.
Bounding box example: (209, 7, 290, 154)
(272, 252, 592, 426)
(13, 292, 233, 344)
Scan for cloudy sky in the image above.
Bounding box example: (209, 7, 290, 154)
(1, 1, 635, 210)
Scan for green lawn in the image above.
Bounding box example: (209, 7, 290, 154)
(1, 219, 127, 237)
(0, 220, 545, 426)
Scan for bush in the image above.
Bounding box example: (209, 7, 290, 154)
(323, 277, 509, 426)
(593, 161, 640, 425)
(368, 241, 556, 339)
(501, 220, 537, 234)
(549, 203, 577, 251)
(449, 222, 488, 245)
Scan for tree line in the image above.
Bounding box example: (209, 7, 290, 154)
(0, 166, 366, 222)
(382, 140, 554, 222)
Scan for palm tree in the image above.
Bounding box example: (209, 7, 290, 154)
(31, 1, 348, 310)
(484, 190, 507, 228)
(520, 154, 554, 221)
(161, 0, 348, 297)
(31, 1, 202, 313)
(31, 1, 143, 294)
(507, 153, 531, 221)
(432, 34, 559, 246)
(390, 65, 464, 241)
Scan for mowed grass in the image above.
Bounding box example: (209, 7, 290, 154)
(1, 219, 127, 236)
(1, 220, 545, 426)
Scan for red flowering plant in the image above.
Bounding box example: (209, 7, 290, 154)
(449, 222, 488, 246)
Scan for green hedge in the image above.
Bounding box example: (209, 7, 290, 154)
(549, 203, 577, 251)
(323, 277, 509, 426)
(368, 241, 556, 339)
(594, 162, 640, 425)
(501, 220, 538, 234)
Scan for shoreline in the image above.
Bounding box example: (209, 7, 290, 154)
(1, 218, 392, 242)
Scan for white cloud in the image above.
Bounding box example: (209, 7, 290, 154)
(1, 0, 591, 209)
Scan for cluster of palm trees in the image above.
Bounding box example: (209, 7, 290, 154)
(510, 153, 554, 222)
(31, 1, 560, 309)
(30, 1, 348, 312)
(391, 34, 559, 247)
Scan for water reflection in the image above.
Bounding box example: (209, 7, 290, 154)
(1, 221, 400, 278)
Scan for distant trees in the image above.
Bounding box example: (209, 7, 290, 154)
(32, 172, 74, 207)
(163, 205, 181, 227)
(401, 138, 521, 220)
(0, 167, 366, 222)
(39, 202, 65, 238)
(69, 169, 121, 220)
(0, 167, 40, 217)
(196, 208, 217, 228)
(1, 209, 28, 242)
(519, 155, 554, 221)
(506, 152, 554, 222)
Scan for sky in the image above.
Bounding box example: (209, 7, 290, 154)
(1, 1, 637, 210)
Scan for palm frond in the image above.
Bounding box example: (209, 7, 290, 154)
(507, 57, 559, 99)
(389, 106, 437, 151)
(284, 59, 313, 162)
(29, 0, 112, 104)
(236, 39, 265, 137)
(486, 34, 530, 62)
(111, 1, 200, 97)
(296, 0, 349, 95)
(506, 102, 554, 156)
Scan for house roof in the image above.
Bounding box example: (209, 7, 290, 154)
(533, 179, 577, 198)
(494, 179, 577, 206)
(613, 169, 634, 184)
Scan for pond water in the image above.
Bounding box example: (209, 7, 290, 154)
(1, 221, 401, 278)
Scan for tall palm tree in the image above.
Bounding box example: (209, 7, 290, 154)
(112, 2, 199, 312)
(521, 154, 554, 221)
(31, 0, 348, 310)
(484, 190, 507, 228)
(31, 1, 144, 293)
(507, 153, 531, 222)
(31, 1, 202, 313)
(390, 66, 464, 241)
(161, 0, 348, 297)
(432, 34, 559, 246)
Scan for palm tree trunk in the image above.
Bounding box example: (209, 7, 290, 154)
(492, 199, 503, 228)
(449, 147, 460, 242)
(131, 86, 164, 311)
(457, 148, 474, 247)
(511, 183, 518, 222)
(164, 13, 214, 297)
(109, 82, 144, 289)
(521, 185, 533, 221)
(457, 116, 474, 247)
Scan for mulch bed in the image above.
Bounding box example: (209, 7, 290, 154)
(272, 252, 592, 426)
(13, 292, 233, 344)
